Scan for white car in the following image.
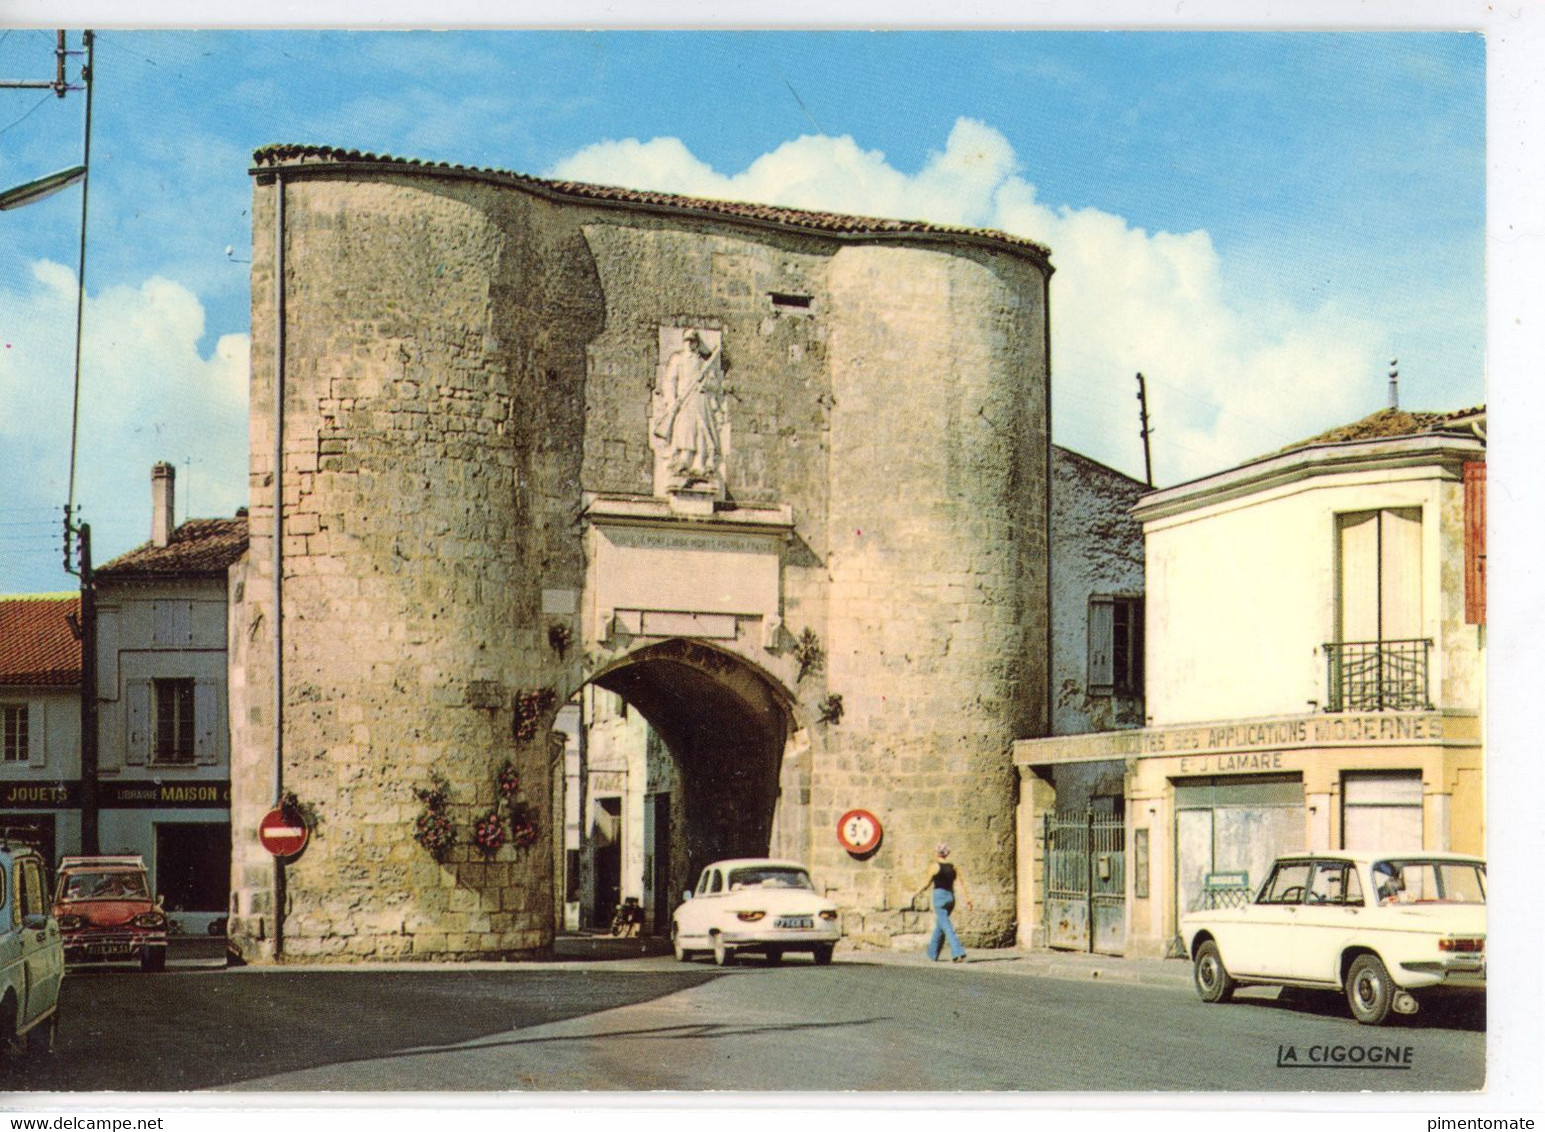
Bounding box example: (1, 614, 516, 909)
(1181, 850, 1485, 1025)
(1, 842, 64, 1059)
(672, 858, 841, 966)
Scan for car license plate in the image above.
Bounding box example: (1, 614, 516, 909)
(775, 916, 813, 930)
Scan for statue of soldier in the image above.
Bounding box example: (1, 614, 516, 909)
(651, 328, 725, 489)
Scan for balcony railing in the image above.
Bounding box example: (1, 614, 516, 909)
(1323, 638, 1433, 712)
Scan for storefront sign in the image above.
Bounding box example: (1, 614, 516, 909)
(0, 780, 80, 808)
(1016, 711, 1447, 767)
(100, 781, 231, 808)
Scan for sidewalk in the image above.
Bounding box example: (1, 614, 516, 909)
(841, 942, 1192, 988)
(212, 935, 1192, 985)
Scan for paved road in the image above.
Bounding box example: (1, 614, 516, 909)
(4, 952, 1484, 1093)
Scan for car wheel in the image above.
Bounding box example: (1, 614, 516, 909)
(765, 948, 783, 966)
(712, 933, 733, 967)
(671, 924, 690, 962)
(141, 947, 167, 973)
(1346, 954, 1394, 1025)
(24, 1012, 56, 1060)
(1193, 941, 1235, 1003)
(812, 943, 834, 966)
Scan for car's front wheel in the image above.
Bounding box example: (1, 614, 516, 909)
(141, 947, 166, 973)
(1346, 954, 1394, 1025)
(711, 933, 733, 967)
(1193, 940, 1235, 1003)
(671, 924, 690, 963)
(765, 948, 783, 966)
(812, 943, 834, 966)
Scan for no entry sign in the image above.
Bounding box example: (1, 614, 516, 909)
(259, 807, 309, 858)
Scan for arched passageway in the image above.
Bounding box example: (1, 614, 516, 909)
(565, 639, 799, 933)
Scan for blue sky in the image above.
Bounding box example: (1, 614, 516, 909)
(0, 29, 1488, 592)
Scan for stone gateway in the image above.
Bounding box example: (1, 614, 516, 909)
(227, 145, 1053, 962)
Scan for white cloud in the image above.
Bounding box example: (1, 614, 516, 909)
(553, 118, 1382, 485)
(0, 261, 249, 590)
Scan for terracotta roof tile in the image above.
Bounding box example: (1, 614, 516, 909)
(96, 517, 249, 579)
(251, 144, 1053, 263)
(0, 596, 81, 687)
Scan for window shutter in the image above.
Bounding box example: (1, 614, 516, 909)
(1379, 508, 1423, 640)
(1464, 462, 1486, 625)
(125, 680, 151, 765)
(153, 601, 193, 646)
(194, 679, 219, 765)
(1337, 511, 1380, 642)
(26, 702, 44, 768)
(1088, 597, 1115, 693)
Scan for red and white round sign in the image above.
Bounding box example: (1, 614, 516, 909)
(836, 809, 883, 856)
(259, 807, 309, 858)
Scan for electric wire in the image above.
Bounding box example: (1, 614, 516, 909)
(0, 91, 51, 136)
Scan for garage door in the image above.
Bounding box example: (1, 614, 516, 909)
(1342, 770, 1423, 850)
(1174, 774, 1304, 918)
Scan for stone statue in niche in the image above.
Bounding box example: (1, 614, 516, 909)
(651, 327, 726, 496)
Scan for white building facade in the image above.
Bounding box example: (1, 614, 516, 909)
(92, 464, 248, 933)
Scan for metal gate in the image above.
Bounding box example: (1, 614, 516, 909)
(1043, 810, 1126, 954)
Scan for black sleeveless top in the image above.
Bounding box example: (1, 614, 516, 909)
(931, 863, 956, 893)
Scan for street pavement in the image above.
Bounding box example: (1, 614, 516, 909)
(3, 942, 1484, 1094)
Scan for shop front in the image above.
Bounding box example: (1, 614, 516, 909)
(1014, 709, 1482, 957)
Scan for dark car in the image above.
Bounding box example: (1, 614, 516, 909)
(52, 855, 168, 972)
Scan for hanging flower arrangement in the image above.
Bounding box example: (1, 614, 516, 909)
(506, 801, 539, 850)
(412, 774, 457, 862)
(497, 761, 521, 802)
(494, 759, 539, 849)
(472, 809, 508, 856)
(512, 687, 557, 742)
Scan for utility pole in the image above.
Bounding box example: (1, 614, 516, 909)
(1135, 373, 1155, 488)
(64, 511, 99, 854)
(0, 30, 75, 96)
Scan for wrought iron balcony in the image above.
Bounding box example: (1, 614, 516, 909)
(1323, 638, 1433, 712)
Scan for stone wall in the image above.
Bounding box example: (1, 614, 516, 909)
(230, 153, 1052, 960)
(1049, 446, 1146, 736)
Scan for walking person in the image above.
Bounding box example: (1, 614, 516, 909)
(916, 843, 972, 963)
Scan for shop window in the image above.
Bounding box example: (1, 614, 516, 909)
(153, 679, 196, 765)
(1089, 595, 1144, 696)
(2, 705, 27, 763)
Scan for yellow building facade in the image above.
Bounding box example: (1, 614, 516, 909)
(1015, 409, 1486, 958)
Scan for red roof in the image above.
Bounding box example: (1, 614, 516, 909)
(96, 517, 249, 579)
(0, 596, 81, 687)
(251, 144, 1053, 264)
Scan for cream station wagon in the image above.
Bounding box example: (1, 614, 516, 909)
(1181, 851, 1485, 1025)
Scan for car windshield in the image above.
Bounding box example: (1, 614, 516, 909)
(726, 866, 814, 891)
(61, 871, 149, 901)
(1371, 859, 1486, 905)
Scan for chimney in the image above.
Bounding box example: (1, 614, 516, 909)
(151, 462, 176, 547)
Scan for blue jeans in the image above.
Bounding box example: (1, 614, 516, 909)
(926, 887, 966, 961)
